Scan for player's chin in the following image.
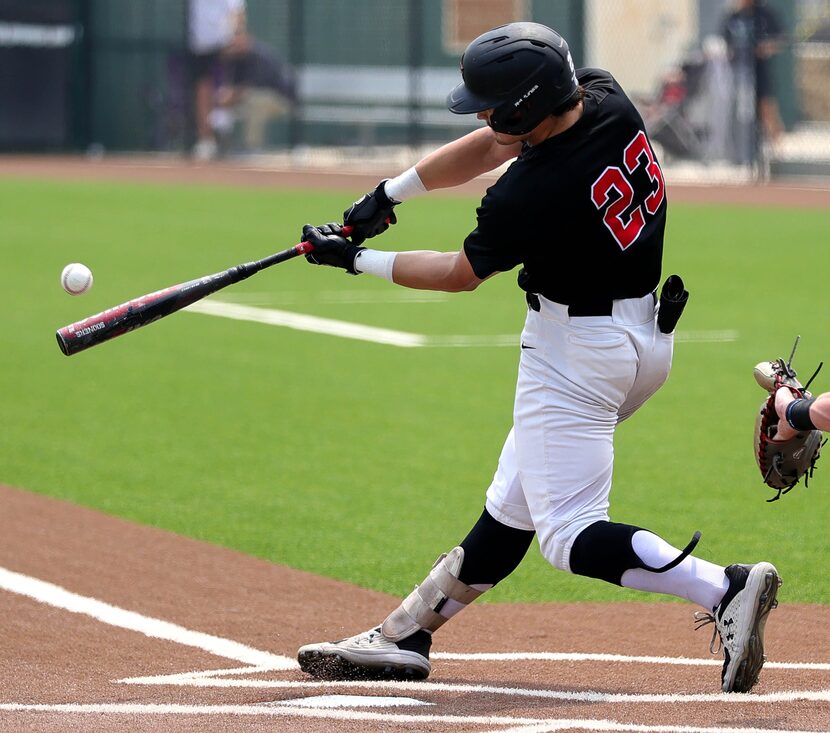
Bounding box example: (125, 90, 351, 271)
(492, 131, 523, 146)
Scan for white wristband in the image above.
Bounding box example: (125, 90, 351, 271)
(354, 249, 397, 281)
(383, 166, 427, 203)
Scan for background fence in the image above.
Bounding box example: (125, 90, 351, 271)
(1, 0, 829, 181)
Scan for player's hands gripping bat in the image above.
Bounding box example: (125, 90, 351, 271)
(302, 223, 366, 273)
(56, 226, 354, 357)
(343, 180, 398, 244)
(753, 337, 825, 501)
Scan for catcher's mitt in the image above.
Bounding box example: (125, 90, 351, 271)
(753, 338, 824, 501)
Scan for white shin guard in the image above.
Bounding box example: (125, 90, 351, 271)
(381, 547, 483, 641)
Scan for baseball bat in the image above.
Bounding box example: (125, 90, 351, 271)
(56, 226, 354, 356)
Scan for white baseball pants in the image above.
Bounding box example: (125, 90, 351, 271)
(485, 293, 674, 573)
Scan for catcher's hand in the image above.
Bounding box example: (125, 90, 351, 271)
(753, 344, 824, 501)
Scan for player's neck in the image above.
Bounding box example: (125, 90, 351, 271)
(526, 101, 584, 146)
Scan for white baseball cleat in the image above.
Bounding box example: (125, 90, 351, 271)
(696, 562, 781, 693)
(297, 626, 431, 681)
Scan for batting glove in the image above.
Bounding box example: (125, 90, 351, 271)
(343, 180, 398, 245)
(303, 223, 365, 274)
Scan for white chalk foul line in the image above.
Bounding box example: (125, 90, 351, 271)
(674, 329, 738, 343)
(186, 300, 425, 347)
(432, 651, 830, 671)
(186, 300, 737, 347)
(0, 566, 293, 669)
(492, 723, 826, 733)
(114, 651, 830, 687)
(227, 289, 450, 305)
(275, 694, 433, 708)
(0, 704, 824, 733)
(114, 675, 830, 704)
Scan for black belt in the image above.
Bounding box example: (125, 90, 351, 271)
(526, 292, 655, 316)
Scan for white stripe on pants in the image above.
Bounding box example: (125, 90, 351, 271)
(485, 293, 673, 573)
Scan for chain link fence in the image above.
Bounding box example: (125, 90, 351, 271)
(1, 0, 828, 182)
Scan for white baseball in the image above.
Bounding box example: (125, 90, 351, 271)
(61, 263, 94, 295)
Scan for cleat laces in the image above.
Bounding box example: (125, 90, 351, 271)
(693, 611, 723, 654)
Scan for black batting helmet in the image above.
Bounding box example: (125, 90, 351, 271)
(446, 22, 578, 135)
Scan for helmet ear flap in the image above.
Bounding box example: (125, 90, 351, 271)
(489, 97, 541, 136)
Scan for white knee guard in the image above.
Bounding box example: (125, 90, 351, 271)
(381, 547, 483, 641)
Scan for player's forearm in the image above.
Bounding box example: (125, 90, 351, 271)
(355, 248, 480, 292)
(812, 395, 830, 431)
(392, 251, 480, 291)
(381, 128, 518, 204)
(414, 127, 520, 190)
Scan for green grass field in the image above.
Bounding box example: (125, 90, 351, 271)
(2, 176, 828, 603)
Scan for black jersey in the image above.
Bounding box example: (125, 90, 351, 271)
(463, 68, 666, 305)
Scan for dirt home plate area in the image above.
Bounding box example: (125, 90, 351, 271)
(2, 159, 830, 732)
(0, 484, 828, 733)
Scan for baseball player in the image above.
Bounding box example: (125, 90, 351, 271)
(296, 23, 780, 694)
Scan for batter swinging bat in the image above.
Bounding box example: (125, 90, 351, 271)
(56, 226, 354, 356)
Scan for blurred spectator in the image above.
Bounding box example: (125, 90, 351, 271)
(188, 0, 247, 160)
(722, 0, 785, 147)
(213, 38, 297, 152)
(188, 0, 295, 156)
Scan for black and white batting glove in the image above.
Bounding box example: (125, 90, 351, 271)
(343, 180, 398, 245)
(303, 223, 365, 274)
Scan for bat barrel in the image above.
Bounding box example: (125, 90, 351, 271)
(56, 287, 180, 356)
(56, 269, 239, 356)
(55, 232, 341, 357)
(56, 326, 89, 356)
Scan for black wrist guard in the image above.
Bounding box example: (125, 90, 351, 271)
(785, 397, 817, 431)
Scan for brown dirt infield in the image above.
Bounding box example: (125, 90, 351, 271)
(2, 156, 829, 732)
(1, 154, 829, 207)
(1, 484, 829, 733)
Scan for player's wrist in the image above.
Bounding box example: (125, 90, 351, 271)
(785, 397, 817, 431)
(354, 249, 397, 281)
(383, 166, 427, 204)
